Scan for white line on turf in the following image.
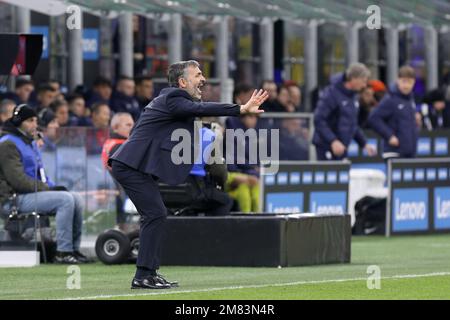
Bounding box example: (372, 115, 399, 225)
(62, 271, 450, 300)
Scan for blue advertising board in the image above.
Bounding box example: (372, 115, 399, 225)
(262, 161, 350, 215)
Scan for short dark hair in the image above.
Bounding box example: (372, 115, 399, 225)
(37, 83, 56, 94)
(66, 93, 84, 104)
(91, 102, 110, 115)
(398, 66, 415, 79)
(233, 83, 254, 101)
(49, 99, 68, 113)
(135, 75, 153, 86)
(93, 76, 112, 88)
(167, 60, 200, 87)
(15, 78, 34, 89)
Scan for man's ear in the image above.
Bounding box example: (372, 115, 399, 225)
(178, 77, 187, 88)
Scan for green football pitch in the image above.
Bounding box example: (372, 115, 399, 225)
(0, 234, 450, 300)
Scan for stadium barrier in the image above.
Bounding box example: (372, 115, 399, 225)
(387, 158, 450, 236)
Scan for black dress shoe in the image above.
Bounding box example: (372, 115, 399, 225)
(131, 276, 172, 289)
(156, 273, 179, 287)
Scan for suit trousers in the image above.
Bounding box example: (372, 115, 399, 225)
(111, 160, 166, 270)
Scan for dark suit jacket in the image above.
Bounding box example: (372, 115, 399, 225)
(110, 87, 240, 185)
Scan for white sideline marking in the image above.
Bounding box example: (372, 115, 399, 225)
(63, 271, 450, 300)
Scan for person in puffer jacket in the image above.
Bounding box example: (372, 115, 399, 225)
(313, 62, 376, 160)
(368, 66, 419, 159)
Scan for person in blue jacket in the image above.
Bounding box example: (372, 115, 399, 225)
(368, 66, 419, 159)
(313, 63, 376, 160)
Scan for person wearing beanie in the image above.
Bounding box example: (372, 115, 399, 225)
(0, 104, 90, 264)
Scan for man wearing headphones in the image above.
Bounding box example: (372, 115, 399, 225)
(0, 104, 89, 264)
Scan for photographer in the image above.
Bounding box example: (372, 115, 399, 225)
(0, 104, 89, 264)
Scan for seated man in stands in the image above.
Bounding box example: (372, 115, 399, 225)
(0, 104, 89, 264)
(184, 121, 233, 216)
(225, 114, 260, 213)
(102, 112, 135, 229)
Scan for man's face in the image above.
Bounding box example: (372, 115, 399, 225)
(19, 117, 38, 137)
(277, 88, 291, 107)
(263, 82, 277, 101)
(117, 79, 135, 97)
(93, 105, 111, 129)
(348, 77, 368, 92)
(16, 84, 34, 102)
(136, 80, 154, 100)
(288, 86, 301, 107)
(0, 103, 15, 122)
(397, 77, 415, 95)
(70, 98, 86, 117)
(55, 105, 69, 126)
(179, 66, 206, 100)
(38, 90, 57, 108)
(433, 101, 446, 112)
(360, 87, 376, 107)
(96, 85, 112, 101)
(114, 115, 134, 138)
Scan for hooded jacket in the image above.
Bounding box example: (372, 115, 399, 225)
(368, 83, 418, 158)
(312, 73, 367, 152)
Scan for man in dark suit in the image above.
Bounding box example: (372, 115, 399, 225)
(109, 60, 268, 289)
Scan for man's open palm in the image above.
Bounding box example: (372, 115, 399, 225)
(240, 89, 269, 114)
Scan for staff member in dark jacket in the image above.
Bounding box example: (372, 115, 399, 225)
(109, 60, 268, 289)
(368, 66, 419, 159)
(313, 63, 376, 160)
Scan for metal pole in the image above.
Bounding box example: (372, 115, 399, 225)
(68, 12, 83, 91)
(304, 20, 318, 112)
(425, 26, 438, 90)
(168, 13, 182, 64)
(217, 15, 232, 103)
(260, 17, 274, 81)
(119, 12, 133, 77)
(15, 6, 30, 33)
(346, 22, 360, 65)
(386, 26, 399, 86)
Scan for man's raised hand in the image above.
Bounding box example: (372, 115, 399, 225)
(240, 89, 269, 114)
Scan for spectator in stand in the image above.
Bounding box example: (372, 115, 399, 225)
(0, 99, 16, 128)
(37, 108, 60, 151)
(135, 75, 154, 110)
(35, 83, 58, 111)
(285, 81, 303, 112)
(225, 113, 260, 213)
(85, 76, 112, 108)
(67, 94, 92, 127)
(358, 80, 387, 128)
(49, 100, 70, 127)
(260, 80, 279, 112)
(102, 113, 135, 230)
(419, 88, 450, 130)
(1, 78, 34, 105)
(48, 79, 64, 100)
(110, 76, 141, 121)
(275, 85, 295, 112)
(91, 102, 111, 130)
(87, 102, 111, 154)
(368, 66, 420, 159)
